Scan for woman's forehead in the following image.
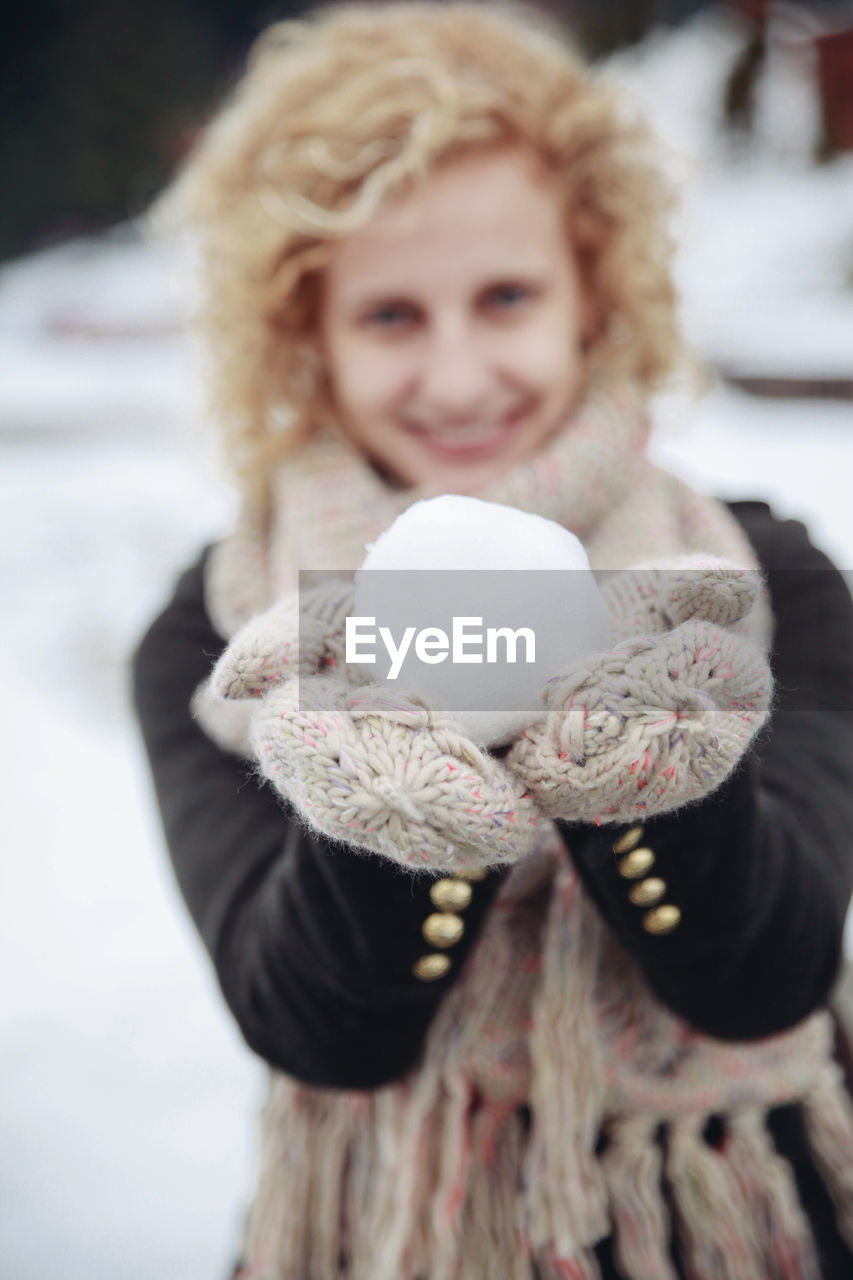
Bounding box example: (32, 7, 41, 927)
(324, 147, 571, 301)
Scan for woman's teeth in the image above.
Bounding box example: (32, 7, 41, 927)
(407, 415, 520, 450)
(432, 422, 503, 442)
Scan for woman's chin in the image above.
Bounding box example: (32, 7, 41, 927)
(414, 450, 528, 496)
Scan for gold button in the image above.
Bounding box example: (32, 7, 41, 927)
(612, 825, 645, 855)
(422, 912, 465, 948)
(430, 879, 473, 911)
(617, 847, 655, 879)
(455, 866, 487, 881)
(642, 905, 681, 935)
(412, 953, 452, 981)
(628, 877, 667, 907)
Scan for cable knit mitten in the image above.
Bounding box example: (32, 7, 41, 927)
(505, 558, 773, 825)
(206, 581, 542, 873)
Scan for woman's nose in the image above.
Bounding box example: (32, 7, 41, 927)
(416, 322, 494, 416)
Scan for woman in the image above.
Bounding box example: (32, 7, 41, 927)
(134, 4, 853, 1276)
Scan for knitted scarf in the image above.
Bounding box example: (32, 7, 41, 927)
(205, 392, 853, 1280)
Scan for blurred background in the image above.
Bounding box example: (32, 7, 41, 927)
(2, 2, 852, 1277)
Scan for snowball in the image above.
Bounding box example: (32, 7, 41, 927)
(361, 494, 595, 571)
(353, 496, 611, 747)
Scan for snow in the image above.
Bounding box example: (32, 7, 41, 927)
(609, 6, 853, 377)
(2, 9, 852, 1278)
(360, 495, 596, 572)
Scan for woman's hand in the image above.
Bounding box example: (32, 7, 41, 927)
(503, 559, 773, 825)
(204, 581, 541, 873)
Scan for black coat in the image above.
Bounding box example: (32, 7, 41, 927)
(133, 501, 853, 1277)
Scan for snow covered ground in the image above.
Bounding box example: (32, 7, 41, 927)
(2, 9, 852, 1279)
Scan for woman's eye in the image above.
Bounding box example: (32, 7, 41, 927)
(363, 302, 418, 330)
(483, 283, 532, 310)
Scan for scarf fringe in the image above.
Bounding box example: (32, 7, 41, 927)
(357, 1071, 450, 1279)
(802, 1069, 853, 1253)
(601, 1114, 677, 1280)
(601, 1106, 822, 1280)
(454, 1103, 532, 1279)
(244, 1082, 362, 1279)
(535, 1245, 602, 1279)
(724, 1109, 820, 1280)
(242, 1070, 853, 1280)
(667, 1114, 767, 1280)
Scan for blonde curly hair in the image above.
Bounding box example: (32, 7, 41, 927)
(157, 0, 691, 504)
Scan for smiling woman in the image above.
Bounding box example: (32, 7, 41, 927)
(318, 147, 591, 491)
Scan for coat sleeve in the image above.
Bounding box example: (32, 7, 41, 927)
(131, 550, 507, 1089)
(558, 501, 853, 1040)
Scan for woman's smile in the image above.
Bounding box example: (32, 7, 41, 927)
(399, 399, 537, 458)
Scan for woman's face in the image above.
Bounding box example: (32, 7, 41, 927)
(318, 147, 591, 492)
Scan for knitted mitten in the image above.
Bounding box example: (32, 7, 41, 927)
(504, 558, 773, 824)
(206, 581, 542, 873)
